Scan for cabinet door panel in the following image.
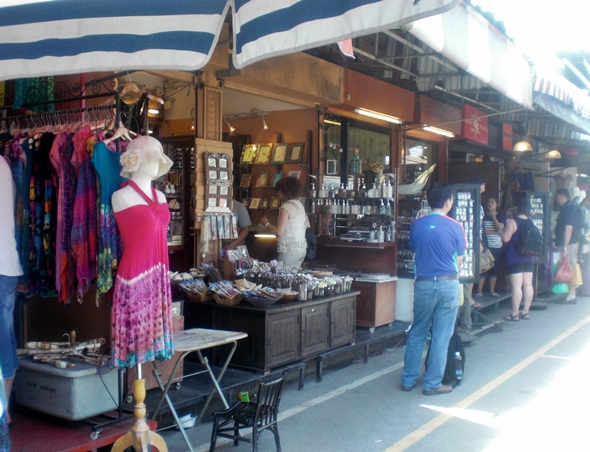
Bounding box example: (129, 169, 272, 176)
(331, 297, 356, 347)
(301, 304, 330, 357)
(267, 310, 301, 367)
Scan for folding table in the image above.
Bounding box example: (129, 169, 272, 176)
(150, 328, 248, 452)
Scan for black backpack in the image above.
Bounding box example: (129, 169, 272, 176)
(514, 218, 543, 256)
(424, 328, 465, 387)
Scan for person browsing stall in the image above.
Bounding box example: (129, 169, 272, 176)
(225, 199, 252, 250)
(401, 183, 465, 395)
(476, 196, 506, 297)
(260, 177, 310, 269)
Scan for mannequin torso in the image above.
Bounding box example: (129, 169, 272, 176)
(112, 159, 166, 212)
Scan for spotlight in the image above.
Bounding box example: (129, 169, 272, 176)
(224, 117, 235, 133)
(262, 115, 269, 130)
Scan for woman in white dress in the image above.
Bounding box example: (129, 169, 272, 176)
(261, 177, 310, 269)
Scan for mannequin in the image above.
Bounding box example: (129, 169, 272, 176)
(110, 136, 173, 369)
(0, 157, 23, 425)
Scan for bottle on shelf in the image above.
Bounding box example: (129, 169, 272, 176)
(310, 183, 316, 198)
(311, 199, 316, 214)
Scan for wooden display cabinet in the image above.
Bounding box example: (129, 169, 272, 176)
(352, 278, 396, 332)
(184, 292, 357, 373)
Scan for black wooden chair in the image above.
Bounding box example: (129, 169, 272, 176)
(210, 377, 284, 452)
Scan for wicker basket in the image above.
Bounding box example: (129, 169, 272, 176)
(213, 293, 243, 306)
(183, 289, 213, 302)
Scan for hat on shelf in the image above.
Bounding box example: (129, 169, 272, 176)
(119, 136, 173, 178)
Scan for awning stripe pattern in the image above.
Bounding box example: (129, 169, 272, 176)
(533, 70, 590, 121)
(0, 0, 460, 81)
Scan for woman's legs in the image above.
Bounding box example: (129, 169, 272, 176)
(477, 276, 485, 296)
(489, 277, 498, 294)
(521, 271, 534, 315)
(509, 273, 524, 317)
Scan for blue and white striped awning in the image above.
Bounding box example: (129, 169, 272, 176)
(0, 0, 460, 81)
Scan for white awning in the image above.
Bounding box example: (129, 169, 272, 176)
(404, 2, 533, 109)
(0, 0, 460, 81)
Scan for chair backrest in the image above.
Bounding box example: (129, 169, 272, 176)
(254, 378, 284, 427)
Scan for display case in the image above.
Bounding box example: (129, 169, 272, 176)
(525, 192, 551, 264)
(396, 196, 428, 278)
(450, 184, 482, 283)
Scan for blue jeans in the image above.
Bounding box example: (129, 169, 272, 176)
(402, 279, 459, 391)
(0, 275, 19, 379)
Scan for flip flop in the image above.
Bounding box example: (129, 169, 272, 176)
(504, 314, 520, 322)
(474, 293, 483, 298)
(471, 302, 483, 309)
(491, 292, 501, 298)
(519, 312, 530, 320)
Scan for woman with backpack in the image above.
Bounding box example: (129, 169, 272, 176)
(498, 196, 535, 321)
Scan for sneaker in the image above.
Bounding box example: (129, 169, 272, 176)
(423, 384, 453, 396)
(401, 382, 416, 392)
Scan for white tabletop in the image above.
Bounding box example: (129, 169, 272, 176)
(172, 328, 248, 353)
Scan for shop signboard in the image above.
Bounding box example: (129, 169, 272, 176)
(461, 105, 488, 145)
(502, 123, 513, 150)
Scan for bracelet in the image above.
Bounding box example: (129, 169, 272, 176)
(265, 222, 270, 228)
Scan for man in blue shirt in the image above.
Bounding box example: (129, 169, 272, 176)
(401, 183, 465, 395)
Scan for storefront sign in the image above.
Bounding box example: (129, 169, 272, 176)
(461, 105, 488, 145)
(502, 123, 513, 150)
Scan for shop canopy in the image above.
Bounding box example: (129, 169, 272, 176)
(0, 0, 460, 82)
(403, 2, 533, 109)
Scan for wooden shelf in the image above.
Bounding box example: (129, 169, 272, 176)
(318, 239, 396, 250)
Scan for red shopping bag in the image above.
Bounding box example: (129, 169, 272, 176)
(554, 256, 572, 283)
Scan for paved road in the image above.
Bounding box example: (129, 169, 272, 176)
(161, 295, 590, 451)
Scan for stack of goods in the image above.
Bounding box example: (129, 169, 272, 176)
(178, 278, 212, 302)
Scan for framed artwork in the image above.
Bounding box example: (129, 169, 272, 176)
(208, 197, 217, 207)
(254, 143, 272, 164)
(287, 143, 305, 163)
(241, 144, 257, 164)
(218, 156, 228, 168)
(219, 185, 229, 196)
(240, 173, 252, 188)
(271, 171, 284, 187)
(249, 198, 261, 209)
(271, 143, 288, 164)
(208, 170, 218, 180)
(208, 157, 217, 168)
(259, 198, 269, 210)
(270, 197, 281, 209)
(287, 170, 301, 180)
(218, 198, 228, 208)
(242, 198, 250, 208)
(326, 159, 338, 175)
(219, 171, 229, 181)
(208, 185, 218, 195)
(255, 171, 269, 188)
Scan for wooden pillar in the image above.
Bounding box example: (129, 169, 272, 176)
(195, 71, 222, 141)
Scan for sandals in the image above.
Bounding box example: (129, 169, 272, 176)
(470, 302, 483, 309)
(519, 312, 530, 320)
(474, 293, 483, 298)
(491, 292, 501, 298)
(504, 314, 520, 322)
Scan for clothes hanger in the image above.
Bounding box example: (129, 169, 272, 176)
(102, 121, 136, 145)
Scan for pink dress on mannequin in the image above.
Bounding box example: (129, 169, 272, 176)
(111, 180, 174, 368)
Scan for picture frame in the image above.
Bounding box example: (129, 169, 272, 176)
(219, 186, 229, 196)
(242, 198, 250, 208)
(208, 157, 217, 168)
(254, 143, 272, 164)
(208, 185, 218, 195)
(249, 198, 261, 209)
(218, 157, 228, 168)
(208, 197, 217, 207)
(271, 143, 288, 164)
(208, 170, 218, 181)
(287, 143, 305, 163)
(240, 144, 257, 164)
(259, 198, 269, 210)
(271, 171, 284, 187)
(326, 159, 338, 175)
(240, 173, 253, 188)
(218, 198, 228, 208)
(219, 171, 229, 181)
(287, 170, 301, 180)
(270, 197, 281, 209)
(255, 171, 269, 188)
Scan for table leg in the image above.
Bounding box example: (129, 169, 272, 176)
(151, 352, 189, 418)
(197, 340, 237, 423)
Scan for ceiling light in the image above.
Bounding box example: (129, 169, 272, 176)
(254, 233, 277, 238)
(513, 141, 533, 152)
(354, 108, 402, 124)
(262, 115, 269, 130)
(148, 108, 160, 115)
(423, 126, 455, 138)
(324, 119, 342, 126)
(545, 150, 562, 159)
(224, 117, 236, 133)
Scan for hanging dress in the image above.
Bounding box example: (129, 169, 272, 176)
(111, 180, 174, 368)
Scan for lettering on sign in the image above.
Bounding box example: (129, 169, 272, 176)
(461, 105, 488, 145)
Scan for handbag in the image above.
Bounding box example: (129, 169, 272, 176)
(554, 256, 572, 283)
(305, 227, 317, 261)
(479, 247, 495, 274)
(570, 263, 583, 287)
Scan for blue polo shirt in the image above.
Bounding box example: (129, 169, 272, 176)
(410, 212, 466, 277)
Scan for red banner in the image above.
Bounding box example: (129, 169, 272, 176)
(502, 123, 513, 151)
(461, 105, 488, 145)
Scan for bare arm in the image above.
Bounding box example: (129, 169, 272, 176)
(225, 226, 249, 250)
(262, 208, 289, 237)
(456, 255, 464, 272)
(562, 225, 573, 256)
(499, 218, 517, 243)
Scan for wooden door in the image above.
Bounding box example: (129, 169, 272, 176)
(267, 310, 301, 368)
(330, 297, 356, 347)
(301, 303, 330, 357)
